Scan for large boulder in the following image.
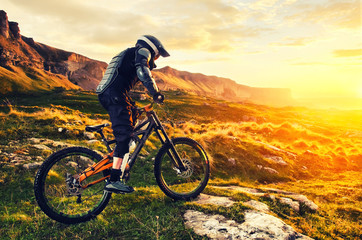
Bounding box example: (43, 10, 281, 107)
(184, 210, 313, 239)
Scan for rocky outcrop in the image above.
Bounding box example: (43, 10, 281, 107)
(184, 210, 312, 239)
(0, 10, 9, 38)
(193, 194, 236, 207)
(185, 193, 314, 239)
(0, 138, 75, 169)
(212, 185, 319, 213)
(8, 22, 20, 39)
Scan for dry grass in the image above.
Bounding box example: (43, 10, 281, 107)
(166, 118, 361, 181)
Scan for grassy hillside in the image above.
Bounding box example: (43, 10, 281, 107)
(0, 66, 80, 95)
(0, 90, 361, 239)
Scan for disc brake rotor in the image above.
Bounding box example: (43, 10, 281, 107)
(65, 173, 84, 196)
(176, 159, 193, 178)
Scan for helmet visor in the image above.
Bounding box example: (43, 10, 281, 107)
(159, 47, 170, 57)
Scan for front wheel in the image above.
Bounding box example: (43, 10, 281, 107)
(154, 137, 210, 200)
(34, 147, 112, 224)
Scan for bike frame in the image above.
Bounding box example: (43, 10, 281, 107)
(78, 104, 185, 188)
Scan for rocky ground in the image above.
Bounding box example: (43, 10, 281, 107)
(186, 187, 318, 239)
(0, 136, 101, 169)
(1, 137, 319, 239)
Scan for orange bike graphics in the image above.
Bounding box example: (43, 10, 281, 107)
(78, 152, 114, 188)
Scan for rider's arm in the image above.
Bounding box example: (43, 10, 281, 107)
(135, 48, 159, 96)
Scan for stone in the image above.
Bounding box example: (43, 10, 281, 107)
(292, 195, 319, 212)
(23, 162, 43, 169)
(263, 166, 279, 174)
(10, 154, 32, 162)
(264, 155, 288, 166)
(279, 197, 300, 212)
(257, 165, 279, 175)
(212, 186, 265, 197)
(228, 158, 236, 165)
(78, 156, 95, 166)
(50, 141, 72, 148)
(184, 210, 313, 239)
(193, 194, 235, 207)
(28, 138, 41, 144)
(262, 188, 319, 212)
(256, 141, 297, 159)
(244, 200, 270, 212)
(265, 194, 277, 201)
(32, 144, 52, 151)
(189, 119, 198, 125)
(35, 156, 44, 161)
(263, 188, 295, 195)
(83, 132, 96, 140)
(66, 161, 78, 168)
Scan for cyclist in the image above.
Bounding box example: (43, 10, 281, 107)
(96, 35, 170, 193)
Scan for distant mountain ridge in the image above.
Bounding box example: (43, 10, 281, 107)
(0, 10, 292, 106)
(153, 66, 293, 105)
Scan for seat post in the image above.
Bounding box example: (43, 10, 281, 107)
(97, 130, 112, 153)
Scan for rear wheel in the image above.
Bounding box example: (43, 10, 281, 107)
(154, 137, 210, 200)
(34, 147, 112, 224)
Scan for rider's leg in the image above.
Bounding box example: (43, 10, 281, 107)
(109, 157, 123, 182)
(105, 103, 135, 193)
(106, 145, 134, 193)
(112, 157, 123, 169)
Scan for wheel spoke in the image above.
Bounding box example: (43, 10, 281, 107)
(155, 138, 210, 200)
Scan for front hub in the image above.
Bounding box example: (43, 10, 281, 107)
(65, 173, 84, 196)
(177, 159, 193, 178)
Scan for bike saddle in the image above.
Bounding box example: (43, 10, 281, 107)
(85, 123, 110, 132)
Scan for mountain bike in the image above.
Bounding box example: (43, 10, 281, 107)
(34, 102, 210, 224)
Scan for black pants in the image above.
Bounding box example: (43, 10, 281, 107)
(98, 90, 138, 158)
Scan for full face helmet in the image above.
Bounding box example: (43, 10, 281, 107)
(136, 35, 170, 59)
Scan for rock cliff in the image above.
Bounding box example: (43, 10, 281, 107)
(0, 10, 107, 93)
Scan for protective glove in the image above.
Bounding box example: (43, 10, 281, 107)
(153, 92, 165, 104)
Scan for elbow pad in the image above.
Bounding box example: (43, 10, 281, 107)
(136, 66, 159, 96)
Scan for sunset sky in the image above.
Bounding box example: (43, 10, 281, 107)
(2, 0, 361, 100)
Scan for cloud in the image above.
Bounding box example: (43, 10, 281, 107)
(285, 0, 361, 29)
(291, 62, 325, 66)
(333, 49, 362, 57)
(8, 0, 272, 53)
(270, 37, 314, 46)
(10, 0, 152, 45)
(153, 0, 266, 52)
